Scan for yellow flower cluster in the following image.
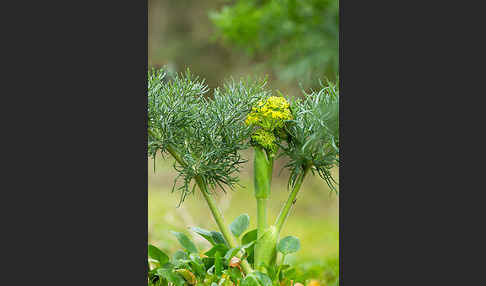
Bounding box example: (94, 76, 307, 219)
(245, 96, 292, 152)
(245, 96, 293, 131)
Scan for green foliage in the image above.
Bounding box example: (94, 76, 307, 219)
(242, 271, 272, 286)
(148, 220, 315, 286)
(148, 67, 268, 205)
(230, 213, 250, 238)
(155, 267, 186, 286)
(277, 236, 300, 255)
(282, 80, 339, 191)
(171, 231, 198, 254)
(295, 258, 339, 286)
(149, 244, 170, 266)
(173, 250, 188, 262)
(241, 229, 258, 264)
(205, 244, 229, 258)
(210, 0, 339, 85)
(148, 68, 339, 286)
(175, 269, 197, 285)
(191, 227, 228, 247)
(241, 229, 258, 245)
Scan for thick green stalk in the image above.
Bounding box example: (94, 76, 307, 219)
(254, 225, 278, 271)
(274, 166, 310, 233)
(253, 166, 310, 272)
(165, 144, 253, 274)
(253, 147, 275, 271)
(256, 198, 267, 237)
(256, 150, 273, 236)
(253, 147, 272, 238)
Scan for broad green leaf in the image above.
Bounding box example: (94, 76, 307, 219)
(205, 244, 229, 257)
(171, 231, 198, 253)
(241, 229, 257, 264)
(156, 268, 186, 286)
(252, 271, 272, 286)
(241, 241, 255, 250)
(241, 274, 260, 286)
(241, 229, 257, 245)
(230, 214, 250, 238)
(189, 253, 206, 276)
(148, 244, 169, 265)
(173, 250, 189, 262)
(191, 227, 212, 240)
(211, 231, 227, 246)
(191, 227, 227, 246)
(277, 236, 300, 255)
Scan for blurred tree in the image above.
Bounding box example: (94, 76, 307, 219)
(210, 0, 339, 87)
(149, 0, 256, 90)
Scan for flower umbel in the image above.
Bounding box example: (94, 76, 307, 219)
(245, 96, 292, 152)
(245, 96, 292, 131)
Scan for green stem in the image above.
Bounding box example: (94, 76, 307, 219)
(166, 144, 253, 274)
(257, 198, 267, 238)
(194, 177, 253, 274)
(166, 145, 184, 166)
(274, 166, 311, 234)
(194, 177, 235, 245)
(253, 147, 272, 238)
(253, 147, 275, 271)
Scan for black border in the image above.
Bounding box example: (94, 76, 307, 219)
(5, 0, 467, 283)
(4, 1, 148, 284)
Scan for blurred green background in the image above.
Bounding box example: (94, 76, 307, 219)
(148, 0, 339, 271)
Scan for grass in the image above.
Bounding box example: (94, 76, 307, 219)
(148, 149, 338, 281)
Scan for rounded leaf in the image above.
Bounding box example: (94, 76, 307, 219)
(277, 236, 300, 255)
(230, 214, 250, 237)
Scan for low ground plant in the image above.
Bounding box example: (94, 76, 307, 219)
(148, 68, 339, 286)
